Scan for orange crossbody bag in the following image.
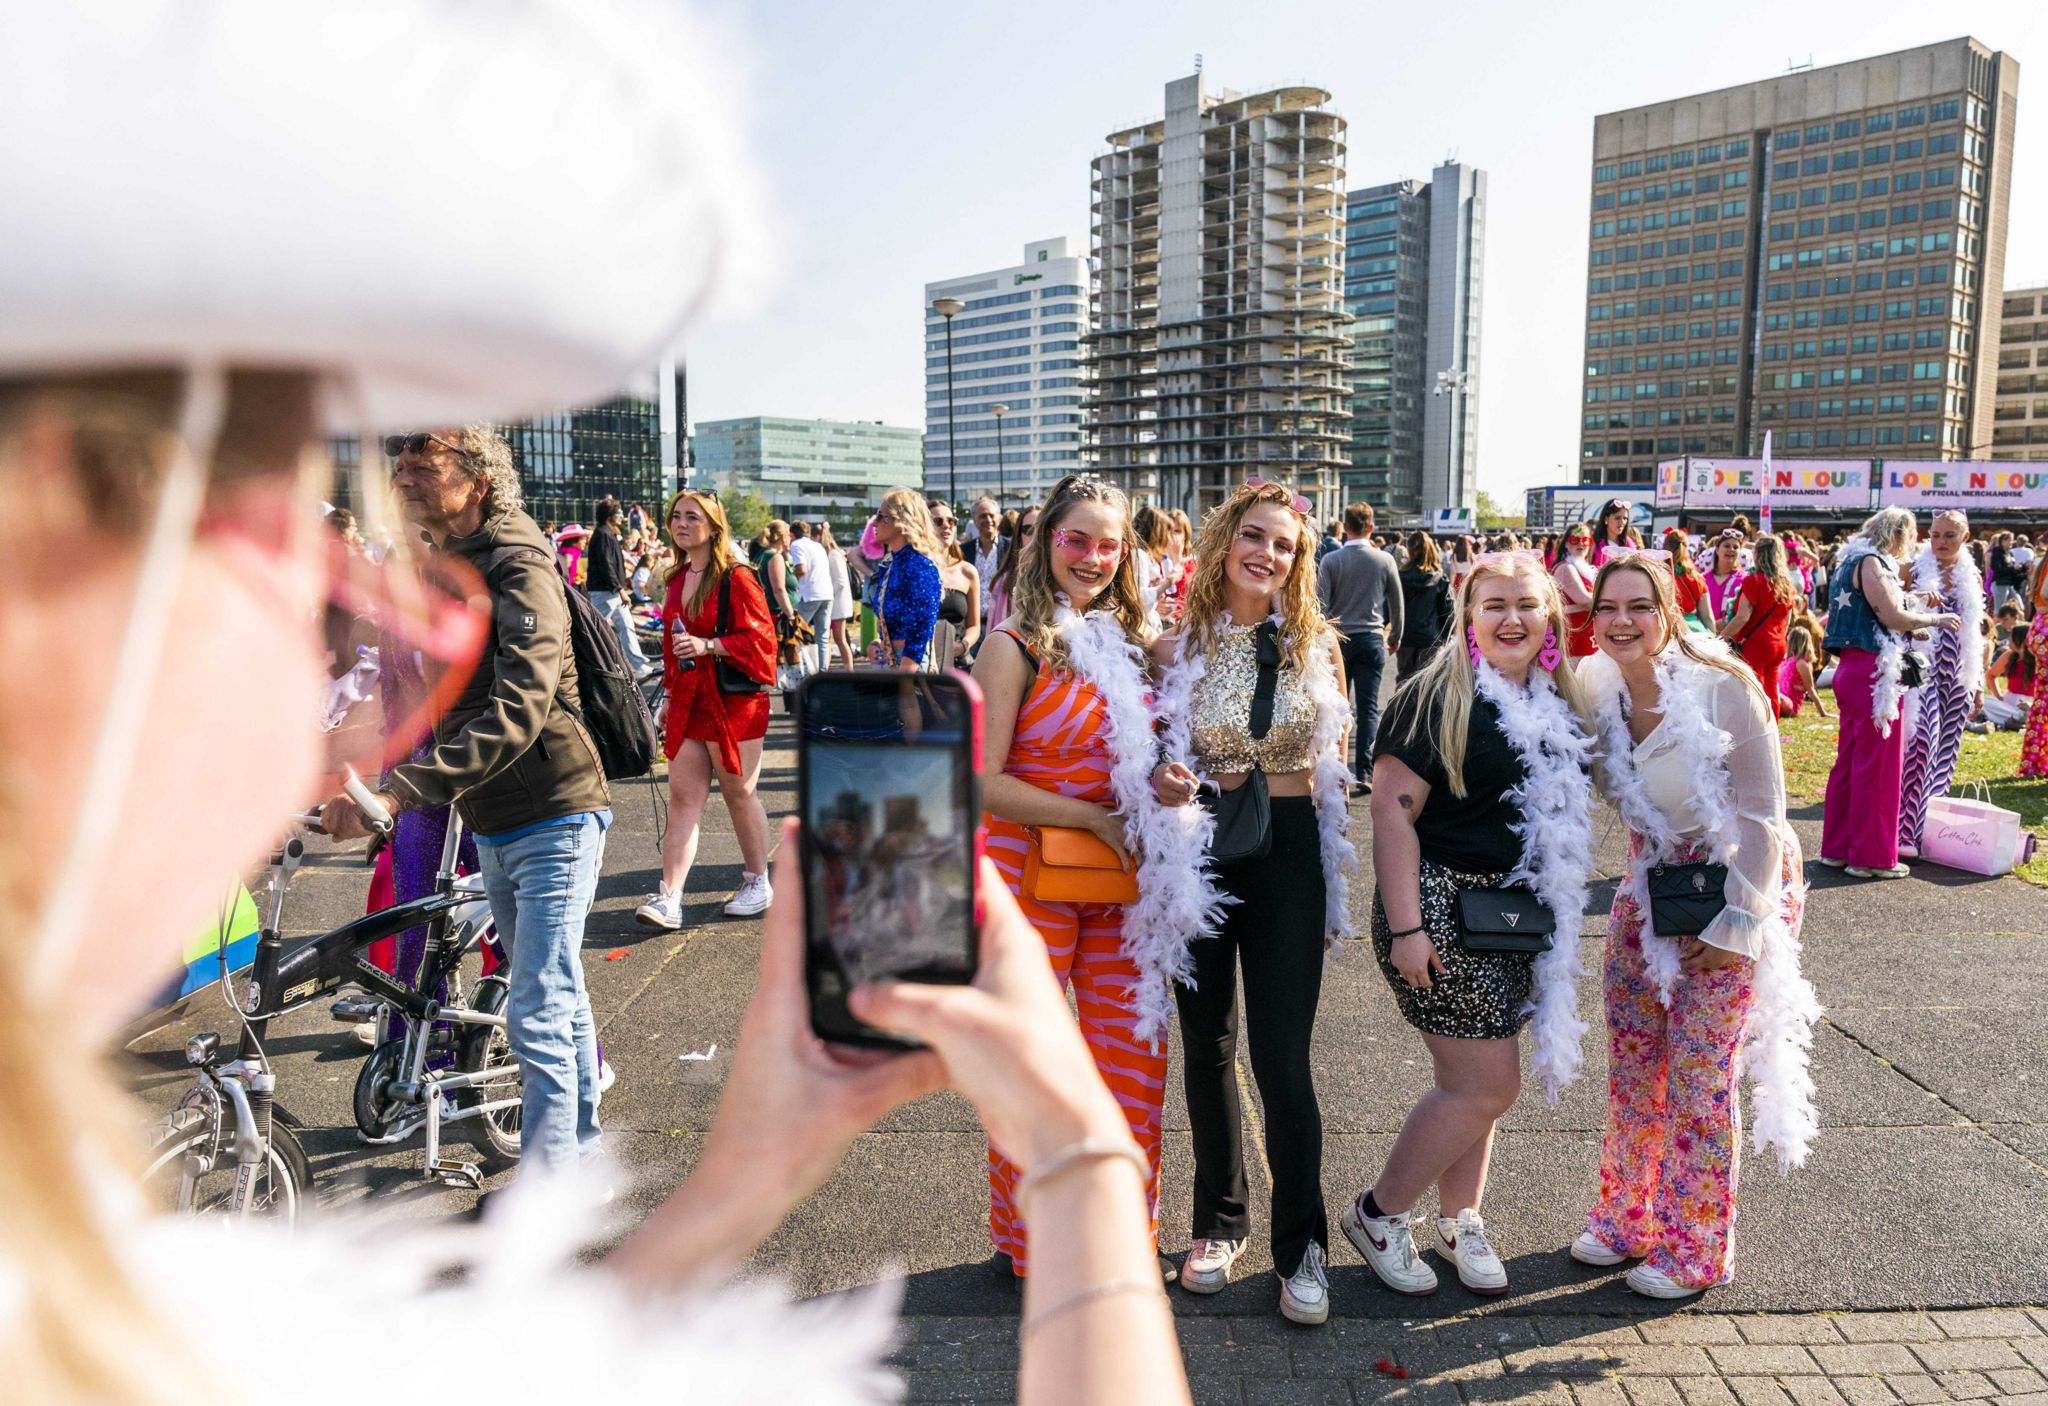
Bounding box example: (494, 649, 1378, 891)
(1022, 826, 1138, 906)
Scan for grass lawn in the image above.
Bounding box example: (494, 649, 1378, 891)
(1778, 706, 2048, 886)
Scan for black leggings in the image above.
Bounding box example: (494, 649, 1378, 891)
(1175, 795, 1329, 1277)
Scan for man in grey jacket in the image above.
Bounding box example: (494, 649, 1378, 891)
(325, 426, 609, 1174)
(1316, 502, 1403, 794)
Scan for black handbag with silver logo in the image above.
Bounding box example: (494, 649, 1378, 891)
(1453, 884, 1555, 955)
(1645, 860, 1730, 937)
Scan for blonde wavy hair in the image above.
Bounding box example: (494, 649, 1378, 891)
(1177, 481, 1329, 671)
(1749, 533, 1802, 608)
(658, 488, 744, 613)
(1388, 553, 1584, 797)
(878, 485, 943, 563)
(1591, 555, 1767, 709)
(1006, 475, 1150, 671)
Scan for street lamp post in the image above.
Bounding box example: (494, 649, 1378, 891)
(931, 296, 965, 510)
(989, 402, 1009, 506)
(1433, 367, 1470, 513)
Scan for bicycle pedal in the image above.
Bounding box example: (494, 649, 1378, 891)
(428, 1158, 482, 1189)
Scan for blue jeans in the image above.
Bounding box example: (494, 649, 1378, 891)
(1338, 630, 1387, 782)
(475, 814, 605, 1171)
(798, 596, 834, 674)
(590, 588, 649, 669)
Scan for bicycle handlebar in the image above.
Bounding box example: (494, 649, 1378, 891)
(342, 768, 394, 835)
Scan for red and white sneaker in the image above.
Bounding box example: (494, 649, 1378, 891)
(1434, 1209, 1507, 1295)
(1340, 1197, 1437, 1296)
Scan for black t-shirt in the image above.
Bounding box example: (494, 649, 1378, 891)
(1372, 686, 1528, 873)
(585, 529, 627, 592)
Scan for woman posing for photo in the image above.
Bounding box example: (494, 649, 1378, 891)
(1150, 481, 1359, 1325)
(1341, 552, 1596, 1300)
(1576, 557, 1821, 1299)
(1897, 510, 1983, 858)
(867, 487, 945, 670)
(973, 475, 1222, 1283)
(1551, 524, 1600, 660)
(1717, 534, 1801, 714)
(635, 490, 780, 931)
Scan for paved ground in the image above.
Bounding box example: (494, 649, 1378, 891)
(124, 709, 2048, 1403)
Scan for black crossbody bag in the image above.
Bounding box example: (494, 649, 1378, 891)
(1454, 884, 1555, 954)
(1644, 860, 1730, 937)
(1197, 621, 1281, 863)
(710, 568, 770, 696)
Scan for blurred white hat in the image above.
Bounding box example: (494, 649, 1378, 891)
(0, 2, 756, 430)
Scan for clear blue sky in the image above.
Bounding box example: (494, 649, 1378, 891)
(683, 0, 2046, 502)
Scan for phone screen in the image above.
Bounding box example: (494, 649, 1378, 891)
(797, 671, 981, 1047)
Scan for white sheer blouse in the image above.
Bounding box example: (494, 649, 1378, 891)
(1625, 667, 1791, 958)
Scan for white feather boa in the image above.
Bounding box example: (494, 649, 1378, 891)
(1158, 616, 1359, 953)
(1900, 545, 1984, 738)
(1838, 536, 1916, 737)
(1471, 661, 1597, 1102)
(1056, 606, 1232, 1044)
(80, 1173, 905, 1406)
(1580, 640, 1824, 1172)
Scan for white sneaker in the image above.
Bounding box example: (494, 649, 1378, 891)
(723, 873, 772, 917)
(597, 1058, 616, 1094)
(1816, 855, 1848, 868)
(1178, 1236, 1244, 1294)
(635, 890, 683, 930)
(1435, 1209, 1508, 1295)
(1278, 1241, 1330, 1325)
(1569, 1230, 1629, 1266)
(1340, 1197, 1438, 1296)
(1627, 1262, 1704, 1300)
(352, 1020, 379, 1047)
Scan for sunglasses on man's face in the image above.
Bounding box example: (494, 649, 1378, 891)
(383, 432, 461, 459)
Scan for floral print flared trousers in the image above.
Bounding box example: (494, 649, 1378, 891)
(1583, 838, 1798, 1289)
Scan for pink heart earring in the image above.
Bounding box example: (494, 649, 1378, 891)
(1467, 626, 1483, 668)
(1539, 624, 1563, 672)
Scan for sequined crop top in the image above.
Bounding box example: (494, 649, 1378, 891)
(1186, 622, 1318, 774)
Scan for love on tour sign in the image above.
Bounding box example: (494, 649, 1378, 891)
(1880, 461, 2048, 511)
(1655, 457, 1871, 511)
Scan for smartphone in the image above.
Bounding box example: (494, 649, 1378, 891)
(797, 670, 983, 1048)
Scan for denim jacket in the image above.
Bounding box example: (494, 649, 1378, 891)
(1821, 542, 1897, 656)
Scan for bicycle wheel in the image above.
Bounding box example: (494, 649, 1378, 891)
(456, 975, 521, 1168)
(144, 1107, 310, 1224)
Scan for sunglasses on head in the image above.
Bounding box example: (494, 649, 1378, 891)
(382, 432, 462, 459)
(1245, 477, 1311, 515)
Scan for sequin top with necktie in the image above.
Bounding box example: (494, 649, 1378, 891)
(1187, 621, 1319, 773)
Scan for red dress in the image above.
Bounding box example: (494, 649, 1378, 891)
(1731, 573, 1791, 711)
(663, 565, 777, 772)
(1556, 559, 1599, 656)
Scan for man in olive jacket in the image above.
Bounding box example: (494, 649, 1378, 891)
(326, 426, 608, 1173)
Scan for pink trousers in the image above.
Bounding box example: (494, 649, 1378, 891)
(1820, 648, 1904, 869)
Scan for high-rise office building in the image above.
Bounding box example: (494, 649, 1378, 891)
(1994, 285, 2048, 461)
(693, 415, 923, 530)
(1578, 38, 2020, 486)
(1087, 73, 1350, 520)
(1344, 161, 1486, 520)
(925, 238, 1091, 511)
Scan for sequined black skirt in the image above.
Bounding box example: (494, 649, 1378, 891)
(1371, 859, 1537, 1040)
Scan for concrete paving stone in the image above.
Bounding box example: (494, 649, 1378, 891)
(900, 1369, 1018, 1402)
(1622, 1379, 1687, 1406)
(1639, 1317, 1745, 1346)
(1537, 1317, 1652, 1347)
(1932, 1308, 2044, 1339)
(1242, 1378, 1354, 1406)
(887, 1341, 971, 1371)
(1826, 1379, 1897, 1406)
(2031, 1307, 2048, 1334)
(1812, 1344, 1923, 1376)
(902, 1316, 1015, 1345)
(1501, 1343, 1631, 1377)
(1908, 1340, 2029, 1374)
(1780, 1380, 1848, 1406)
(1873, 1376, 1941, 1405)
(1351, 1382, 1462, 1406)
(1726, 1379, 1794, 1406)
(1989, 1366, 2048, 1394)
(964, 1341, 1020, 1372)
(1182, 1343, 1293, 1377)
(1996, 1395, 2048, 1406)
(1709, 1346, 1822, 1376)
(1571, 1382, 1633, 1406)
(1606, 1347, 1728, 1377)
(1171, 1315, 1235, 1344)
(1830, 1316, 1944, 1344)
(1824, 1005, 2048, 1128)
(1219, 1313, 1336, 1347)
(1676, 1378, 1740, 1406)
(1431, 1317, 1545, 1349)
(1459, 1380, 1575, 1405)
(1188, 1378, 1246, 1406)
(2020, 1337, 2048, 1373)
(1735, 1318, 1844, 1345)
(1930, 1370, 1998, 1399)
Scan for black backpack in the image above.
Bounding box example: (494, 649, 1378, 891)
(484, 545, 659, 781)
